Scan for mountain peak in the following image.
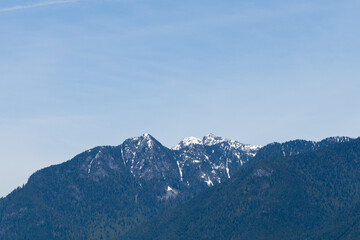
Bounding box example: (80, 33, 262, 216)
(203, 133, 226, 146)
(173, 134, 246, 150)
(123, 133, 159, 150)
(172, 136, 202, 150)
(142, 132, 152, 138)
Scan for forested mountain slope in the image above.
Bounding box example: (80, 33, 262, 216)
(125, 137, 360, 240)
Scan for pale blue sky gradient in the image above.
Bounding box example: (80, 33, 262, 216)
(1, 0, 360, 197)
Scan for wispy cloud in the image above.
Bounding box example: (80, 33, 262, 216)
(0, 0, 80, 13)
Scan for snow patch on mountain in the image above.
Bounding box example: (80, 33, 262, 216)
(203, 133, 226, 146)
(172, 136, 202, 150)
(177, 161, 183, 181)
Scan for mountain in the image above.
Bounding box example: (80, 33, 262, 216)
(0, 133, 260, 239)
(173, 134, 261, 191)
(0, 134, 352, 239)
(125, 137, 360, 240)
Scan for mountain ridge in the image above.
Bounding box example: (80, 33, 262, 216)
(124, 137, 360, 240)
(0, 133, 261, 239)
(0, 134, 353, 239)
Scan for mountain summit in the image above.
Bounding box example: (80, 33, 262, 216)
(173, 133, 261, 150)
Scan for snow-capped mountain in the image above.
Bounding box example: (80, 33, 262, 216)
(0, 134, 352, 239)
(173, 134, 262, 188)
(81, 133, 262, 191)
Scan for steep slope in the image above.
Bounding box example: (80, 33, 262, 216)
(173, 134, 261, 193)
(0, 133, 259, 239)
(125, 137, 359, 240)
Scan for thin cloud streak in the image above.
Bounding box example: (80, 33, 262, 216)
(0, 0, 80, 13)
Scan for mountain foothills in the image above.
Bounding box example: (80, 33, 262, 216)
(0, 133, 356, 239)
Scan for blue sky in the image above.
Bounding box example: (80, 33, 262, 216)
(1, 0, 360, 197)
